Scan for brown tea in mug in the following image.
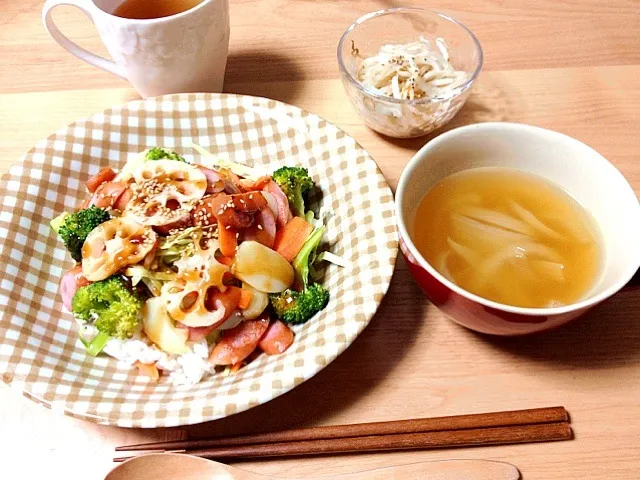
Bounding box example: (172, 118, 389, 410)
(112, 0, 203, 19)
(412, 168, 602, 308)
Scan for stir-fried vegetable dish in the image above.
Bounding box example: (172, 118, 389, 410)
(53, 147, 342, 384)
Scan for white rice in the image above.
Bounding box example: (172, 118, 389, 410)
(80, 325, 213, 385)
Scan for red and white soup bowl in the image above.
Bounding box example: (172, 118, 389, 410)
(395, 122, 640, 335)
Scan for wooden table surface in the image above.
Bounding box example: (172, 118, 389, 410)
(1, 1, 639, 479)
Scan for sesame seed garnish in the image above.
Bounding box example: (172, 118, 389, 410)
(257, 224, 263, 230)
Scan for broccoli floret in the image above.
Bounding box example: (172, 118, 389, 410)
(72, 277, 143, 339)
(269, 225, 329, 324)
(293, 226, 325, 289)
(50, 212, 69, 234)
(272, 166, 314, 217)
(269, 284, 330, 325)
(57, 206, 110, 261)
(145, 147, 187, 162)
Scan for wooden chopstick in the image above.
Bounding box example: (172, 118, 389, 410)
(116, 406, 568, 452)
(114, 422, 571, 462)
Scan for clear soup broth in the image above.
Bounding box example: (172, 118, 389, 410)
(412, 168, 602, 308)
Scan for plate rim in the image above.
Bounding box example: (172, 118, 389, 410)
(0, 92, 399, 427)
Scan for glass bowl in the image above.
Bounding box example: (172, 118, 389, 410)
(337, 8, 483, 138)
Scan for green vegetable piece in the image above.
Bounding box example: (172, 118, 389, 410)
(72, 276, 143, 339)
(292, 226, 325, 289)
(305, 210, 315, 224)
(270, 225, 329, 325)
(81, 331, 111, 356)
(50, 212, 70, 234)
(145, 147, 187, 162)
(57, 206, 110, 262)
(272, 166, 314, 217)
(269, 284, 330, 325)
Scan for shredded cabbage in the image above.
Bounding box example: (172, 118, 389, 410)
(125, 265, 177, 296)
(189, 143, 266, 181)
(114, 149, 149, 182)
(125, 266, 177, 283)
(157, 225, 217, 264)
(316, 251, 349, 268)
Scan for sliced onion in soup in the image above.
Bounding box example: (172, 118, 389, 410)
(508, 201, 563, 241)
(516, 242, 563, 262)
(543, 212, 594, 244)
(436, 251, 456, 284)
(451, 214, 530, 249)
(530, 259, 566, 282)
(446, 237, 479, 265)
(471, 245, 519, 291)
(456, 205, 534, 235)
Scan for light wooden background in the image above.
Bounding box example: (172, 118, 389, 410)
(1, 1, 639, 479)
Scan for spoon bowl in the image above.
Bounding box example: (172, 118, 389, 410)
(105, 453, 520, 480)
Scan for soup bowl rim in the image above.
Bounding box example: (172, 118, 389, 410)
(395, 121, 640, 316)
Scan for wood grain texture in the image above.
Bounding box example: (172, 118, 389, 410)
(0, 1, 639, 480)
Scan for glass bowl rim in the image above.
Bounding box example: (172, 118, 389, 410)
(337, 7, 484, 105)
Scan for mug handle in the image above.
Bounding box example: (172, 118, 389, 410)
(42, 0, 126, 79)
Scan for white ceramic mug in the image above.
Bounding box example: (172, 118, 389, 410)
(42, 0, 230, 98)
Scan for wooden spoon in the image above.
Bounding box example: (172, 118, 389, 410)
(105, 453, 520, 480)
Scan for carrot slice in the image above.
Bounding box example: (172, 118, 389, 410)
(251, 175, 274, 191)
(238, 289, 252, 309)
(218, 222, 238, 257)
(273, 216, 314, 262)
(134, 361, 159, 382)
(86, 167, 116, 193)
(205, 286, 242, 317)
(216, 254, 234, 267)
(229, 362, 243, 374)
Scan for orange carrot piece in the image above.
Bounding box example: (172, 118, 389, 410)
(216, 254, 234, 266)
(218, 222, 238, 257)
(251, 176, 273, 191)
(134, 361, 159, 382)
(239, 289, 253, 309)
(273, 216, 314, 262)
(230, 362, 243, 374)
